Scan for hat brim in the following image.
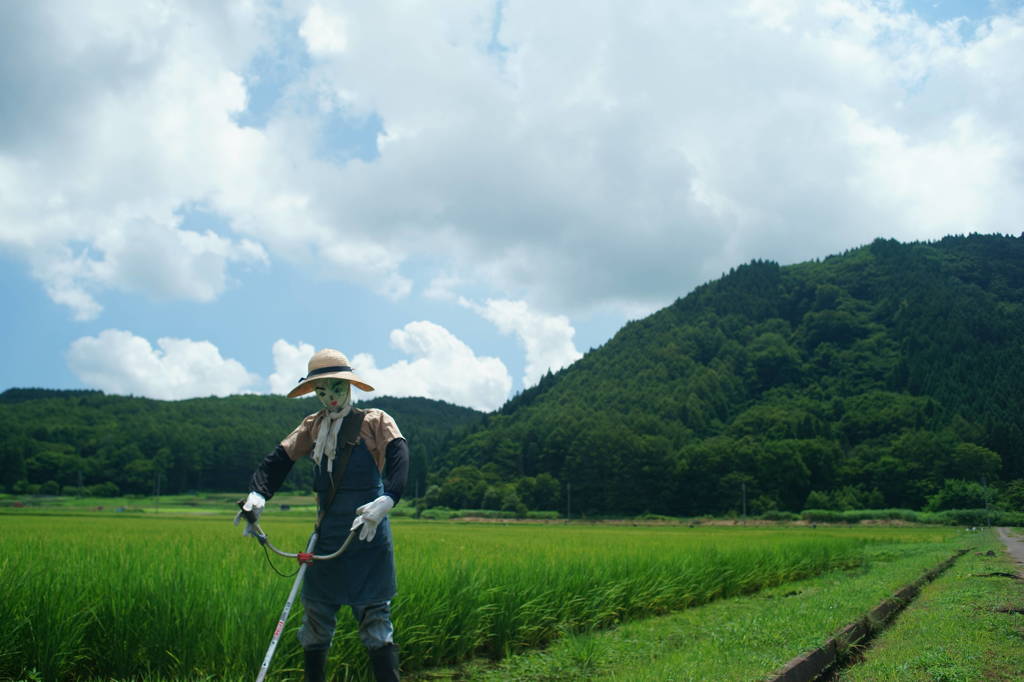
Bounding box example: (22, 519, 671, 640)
(287, 372, 375, 398)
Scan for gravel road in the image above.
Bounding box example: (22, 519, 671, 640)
(996, 527, 1024, 576)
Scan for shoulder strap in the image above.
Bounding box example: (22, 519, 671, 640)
(315, 408, 367, 531)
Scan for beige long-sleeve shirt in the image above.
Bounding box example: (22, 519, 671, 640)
(280, 408, 404, 472)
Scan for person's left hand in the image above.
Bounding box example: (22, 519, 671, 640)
(233, 491, 266, 537)
(351, 495, 394, 542)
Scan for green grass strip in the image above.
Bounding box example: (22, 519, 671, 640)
(429, 536, 969, 681)
(838, 531, 1024, 681)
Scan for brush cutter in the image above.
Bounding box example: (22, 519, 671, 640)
(237, 503, 357, 682)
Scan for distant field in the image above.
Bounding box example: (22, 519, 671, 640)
(0, 509, 959, 681)
(0, 491, 319, 515)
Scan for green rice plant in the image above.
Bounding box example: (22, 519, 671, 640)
(391, 524, 946, 669)
(462, 534, 967, 681)
(0, 513, 953, 681)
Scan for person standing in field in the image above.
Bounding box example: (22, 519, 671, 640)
(238, 348, 408, 682)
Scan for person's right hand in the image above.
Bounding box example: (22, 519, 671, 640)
(233, 491, 266, 536)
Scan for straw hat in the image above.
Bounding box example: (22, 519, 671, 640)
(287, 348, 375, 398)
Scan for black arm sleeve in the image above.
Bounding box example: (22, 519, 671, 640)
(249, 445, 295, 501)
(382, 437, 409, 505)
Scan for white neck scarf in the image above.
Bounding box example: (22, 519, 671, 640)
(312, 401, 352, 473)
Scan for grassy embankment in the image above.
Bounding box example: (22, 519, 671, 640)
(0, 512, 936, 681)
(838, 528, 1024, 681)
(424, 529, 976, 681)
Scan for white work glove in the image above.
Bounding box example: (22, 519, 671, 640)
(233, 491, 266, 537)
(351, 495, 394, 542)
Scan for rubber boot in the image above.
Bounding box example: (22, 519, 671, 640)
(368, 643, 400, 681)
(304, 648, 328, 682)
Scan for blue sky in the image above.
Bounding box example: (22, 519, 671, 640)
(1, 1, 1022, 411)
(911, 0, 1015, 23)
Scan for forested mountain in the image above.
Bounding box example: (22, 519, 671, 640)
(4, 235, 1023, 517)
(431, 234, 1024, 516)
(0, 389, 482, 498)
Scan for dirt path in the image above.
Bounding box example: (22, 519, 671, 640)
(996, 527, 1024, 576)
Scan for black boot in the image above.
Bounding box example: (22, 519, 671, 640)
(368, 643, 400, 682)
(304, 648, 328, 682)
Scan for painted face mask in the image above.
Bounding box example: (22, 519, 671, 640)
(314, 379, 351, 413)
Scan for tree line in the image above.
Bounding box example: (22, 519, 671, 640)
(0, 390, 482, 501)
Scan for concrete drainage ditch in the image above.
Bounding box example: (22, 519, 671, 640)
(767, 548, 970, 682)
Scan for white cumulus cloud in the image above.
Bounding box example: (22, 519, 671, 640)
(0, 3, 277, 320)
(0, 2, 404, 320)
(462, 298, 582, 388)
(268, 339, 317, 394)
(281, 0, 1024, 314)
(300, 4, 349, 55)
(5, 0, 1024, 326)
(67, 329, 260, 399)
(351, 321, 512, 411)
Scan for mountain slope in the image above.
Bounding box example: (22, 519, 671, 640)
(436, 234, 1024, 515)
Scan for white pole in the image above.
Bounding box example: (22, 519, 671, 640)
(255, 532, 318, 682)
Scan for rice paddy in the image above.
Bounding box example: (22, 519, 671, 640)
(456, 539, 968, 680)
(0, 511, 961, 681)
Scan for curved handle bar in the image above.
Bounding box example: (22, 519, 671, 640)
(238, 500, 357, 561)
(254, 522, 357, 561)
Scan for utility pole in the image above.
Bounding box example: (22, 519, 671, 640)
(566, 483, 571, 523)
(982, 475, 991, 527)
(741, 481, 747, 522)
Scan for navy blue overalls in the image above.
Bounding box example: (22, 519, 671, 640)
(303, 412, 397, 607)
